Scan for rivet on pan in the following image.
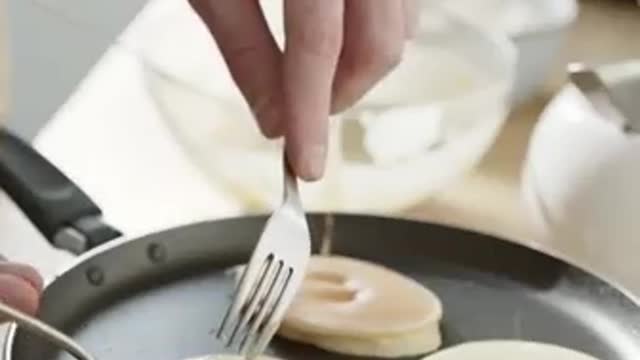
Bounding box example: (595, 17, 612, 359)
(86, 266, 105, 286)
(147, 243, 167, 264)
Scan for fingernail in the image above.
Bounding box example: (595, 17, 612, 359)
(295, 144, 327, 181)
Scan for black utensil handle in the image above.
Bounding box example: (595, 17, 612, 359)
(0, 131, 121, 254)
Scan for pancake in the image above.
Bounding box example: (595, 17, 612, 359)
(422, 340, 599, 360)
(278, 255, 443, 357)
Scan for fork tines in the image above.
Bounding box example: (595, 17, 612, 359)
(217, 254, 294, 358)
(216, 153, 310, 359)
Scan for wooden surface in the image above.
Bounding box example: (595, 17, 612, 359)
(405, 0, 640, 246)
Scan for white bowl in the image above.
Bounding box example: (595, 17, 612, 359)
(141, 0, 515, 213)
(440, 0, 579, 103)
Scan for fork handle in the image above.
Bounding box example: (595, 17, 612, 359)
(0, 131, 122, 254)
(283, 152, 299, 201)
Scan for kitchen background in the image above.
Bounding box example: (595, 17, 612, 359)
(1, 0, 640, 300)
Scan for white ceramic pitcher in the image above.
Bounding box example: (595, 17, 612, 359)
(523, 60, 640, 292)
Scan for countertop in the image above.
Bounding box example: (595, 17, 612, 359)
(0, 0, 639, 291)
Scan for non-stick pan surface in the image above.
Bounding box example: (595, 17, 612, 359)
(7, 214, 640, 360)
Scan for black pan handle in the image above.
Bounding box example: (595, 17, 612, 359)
(0, 130, 121, 254)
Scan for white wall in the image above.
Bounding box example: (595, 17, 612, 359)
(6, 0, 147, 140)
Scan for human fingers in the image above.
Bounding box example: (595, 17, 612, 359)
(283, 0, 344, 181)
(189, 0, 284, 137)
(0, 270, 42, 319)
(0, 262, 43, 293)
(330, 0, 406, 114)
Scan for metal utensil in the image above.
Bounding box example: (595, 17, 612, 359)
(568, 62, 636, 133)
(216, 153, 311, 359)
(0, 301, 95, 360)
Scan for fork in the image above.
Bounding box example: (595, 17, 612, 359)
(217, 152, 311, 359)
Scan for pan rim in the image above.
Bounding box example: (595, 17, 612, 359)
(4, 213, 639, 359)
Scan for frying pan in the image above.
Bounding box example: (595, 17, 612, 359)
(0, 130, 638, 360)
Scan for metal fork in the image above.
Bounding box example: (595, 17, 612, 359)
(217, 153, 311, 359)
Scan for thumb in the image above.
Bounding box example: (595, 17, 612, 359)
(0, 262, 43, 320)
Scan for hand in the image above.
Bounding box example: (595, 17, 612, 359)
(189, 0, 417, 181)
(0, 257, 43, 321)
